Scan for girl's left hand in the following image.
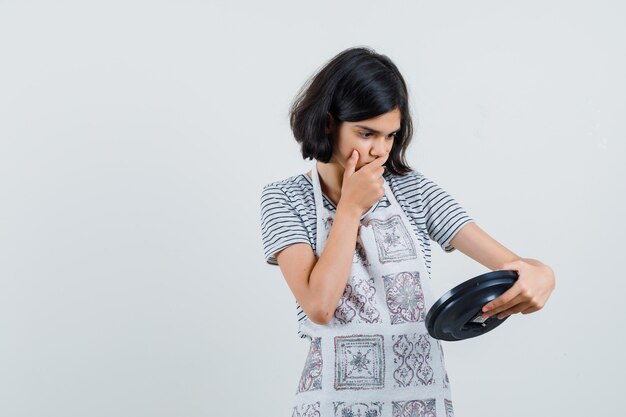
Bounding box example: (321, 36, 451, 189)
(481, 258, 556, 320)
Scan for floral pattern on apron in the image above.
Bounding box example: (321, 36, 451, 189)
(292, 161, 454, 417)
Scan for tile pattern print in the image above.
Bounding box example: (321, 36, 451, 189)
(392, 333, 435, 387)
(437, 341, 450, 389)
(327, 217, 372, 267)
(365, 215, 418, 264)
(382, 271, 426, 324)
(292, 401, 321, 417)
(333, 275, 383, 325)
(323, 215, 334, 231)
(332, 401, 383, 417)
(297, 337, 323, 393)
(334, 334, 385, 390)
(444, 399, 454, 417)
(306, 179, 450, 413)
(392, 399, 437, 417)
(353, 238, 371, 267)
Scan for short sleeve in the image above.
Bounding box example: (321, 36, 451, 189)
(260, 184, 311, 266)
(418, 174, 475, 253)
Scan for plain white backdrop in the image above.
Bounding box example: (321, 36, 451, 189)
(0, 1, 624, 416)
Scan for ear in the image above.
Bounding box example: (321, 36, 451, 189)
(325, 111, 335, 134)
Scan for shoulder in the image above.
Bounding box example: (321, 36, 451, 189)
(261, 173, 313, 206)
(385, 168, 428, 196)
(384, 168, 423, 183)
(262, 172, 308, 190)
(385, 168, 453, 211)
(387, 168, 449, 191)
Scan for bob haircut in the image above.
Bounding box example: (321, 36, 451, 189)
(289, 46, 414, 176)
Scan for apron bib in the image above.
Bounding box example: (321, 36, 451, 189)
(291, 162, 455, 417)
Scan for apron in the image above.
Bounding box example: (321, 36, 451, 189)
(291, 162, 455, 417)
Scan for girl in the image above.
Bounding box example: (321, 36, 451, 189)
(260, 46, 555, 417)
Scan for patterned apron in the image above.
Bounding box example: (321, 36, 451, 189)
(291, 162, 455, 417)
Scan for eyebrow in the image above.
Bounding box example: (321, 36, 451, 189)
(353, 125, 402, 135)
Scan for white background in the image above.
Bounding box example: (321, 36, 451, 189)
(1, 1, 624, 416)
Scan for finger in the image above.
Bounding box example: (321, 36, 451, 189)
(482, 285, 522, 315)
(483, 294, 526, 318)
(521, 305, 540, 315)
(364, 151, 390, 170)
(495, 301, 534, 319)
(344, 149, 359, 178)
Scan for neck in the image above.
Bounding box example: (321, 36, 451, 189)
(315, 159, 345, 203)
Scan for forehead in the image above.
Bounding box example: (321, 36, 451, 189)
(344, 117, 401, 134)
(346, 108, 401, 126)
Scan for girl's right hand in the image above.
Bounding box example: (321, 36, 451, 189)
(340, 149, 389, 216)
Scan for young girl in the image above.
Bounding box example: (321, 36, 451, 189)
(260, 46, 555, 417)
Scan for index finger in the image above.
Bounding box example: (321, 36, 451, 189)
(482, 285, 521, 314)
(363, 152, 390, 170)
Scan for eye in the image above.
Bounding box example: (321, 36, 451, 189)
(359, 131, 397, 139)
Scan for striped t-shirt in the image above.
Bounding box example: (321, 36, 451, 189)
(260, 168, 475, 338)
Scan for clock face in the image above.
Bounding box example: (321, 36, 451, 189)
(426, 270, 519, 341)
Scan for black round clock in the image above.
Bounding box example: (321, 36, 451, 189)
(426, 270, 519, 341)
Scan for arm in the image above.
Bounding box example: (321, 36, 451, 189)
(448, 222, 556, 319)
(448, 222, 522, 270)
(275, 201, 362, 326)
(307, 202, 363, 324)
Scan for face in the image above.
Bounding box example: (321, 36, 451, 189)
(327, 107, 401, 171)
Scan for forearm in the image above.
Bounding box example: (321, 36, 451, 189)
(309, 201, 361, 324)
(518, 258, 554, 275)
(519, 258, 545, 267)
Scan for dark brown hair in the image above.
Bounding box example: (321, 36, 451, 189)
(289, 46, 414, 176)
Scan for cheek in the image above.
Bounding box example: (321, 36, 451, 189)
(338, 140, 365, 157)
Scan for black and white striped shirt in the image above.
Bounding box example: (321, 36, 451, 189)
(260, 168, 475, 338)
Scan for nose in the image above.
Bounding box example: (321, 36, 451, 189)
(371, 138, 389, 158)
